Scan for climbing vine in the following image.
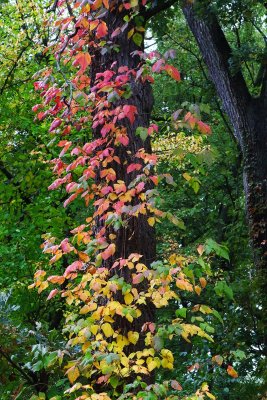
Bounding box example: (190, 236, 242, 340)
(30, 1, 232, 399)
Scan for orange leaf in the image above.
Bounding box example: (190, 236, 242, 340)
(199, 277, 207, 288)
(171, 380, 183, 391)
(227, 365, 238, 378)
(47, 275, 65, 285)
(91, 0, 102, 10)
(78, 252, 90, 262)
(197, 244, 204, 255)
(195, 285, 202, 295)
(73, 52, 91, 72)
(164, 64, 181, 81)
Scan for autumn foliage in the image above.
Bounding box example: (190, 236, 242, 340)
(30, 1, 235, 399)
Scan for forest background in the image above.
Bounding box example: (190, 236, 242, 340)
(0, 1, 266, 400)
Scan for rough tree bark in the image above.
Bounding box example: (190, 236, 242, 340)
(90, 2, 155, 330)
(182, 2, 267, 273)
(89, 3, 170, 380)
(181, 2, 267, 354)
(86, 0, 178, 385)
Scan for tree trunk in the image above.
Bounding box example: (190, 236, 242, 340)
(90, 2, 156, 369)
(182, 3, 267, 353)
(182, 3, 267, 273)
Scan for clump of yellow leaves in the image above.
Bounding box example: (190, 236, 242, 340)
(31, 250, 218, 399)
(153, 131, 211, 168)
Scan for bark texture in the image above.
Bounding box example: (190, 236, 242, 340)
(90, 2, 156, 379)
(182, 3, 267, 273)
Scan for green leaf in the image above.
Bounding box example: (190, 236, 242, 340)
(214, 281, 234, 300)
(205, 238, 229, 260)
(110, 375, 119, 388)
(136, 126, 148, 141)
(176, 307, 187, 318)
(132, 32, 143, 47)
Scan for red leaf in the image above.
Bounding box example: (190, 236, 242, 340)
(197, 120, 212, 135)
(96, 21, 108, 38)
(122, 105, 137, 124)
(117, 133, 129, 146)
(164, 64, 181, 81)
(64, 261, 83, 277)
(101, 243, 116, 260)
(127, 163, 142, 173)
(148, 322, 155, 333)
(132, 273, 144, 284)
(49, 118, 62, 132)
(152, 58, 165, 73)
(47, 289, 59, 300)
(32, 104, 41, 112)
(111, 27, 121, 38)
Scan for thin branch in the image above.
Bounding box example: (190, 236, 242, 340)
(251, 20, 267, 43)
(47, 0, 59, 13)
(0, 160, 14, 180)
(0, 45, 30, 96)
(65, 0, 75, 17)
(144, 0, 177, 21)
(0, 347, 34, 384)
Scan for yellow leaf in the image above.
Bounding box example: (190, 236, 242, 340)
(127, 28, 134, 39)
(101, 323, 114, 338)
(125, 313, 133, 323)
(121, 356, 129, 367)
(136, 263, 147, 272)
(67, 366, 80, 384)
(148, 217, 155, 226)
(38, 281, 48, 294)
(161, 359, 173, 369)
(124, 292, 133, 305)
(103, 316, 115, 323)
(109, 192, 118, 201)
(80, 305, 91, 314)
(183, 172, 192, 181)
(128, 331, 139, 344)
(116, 334, 129, 349)
(147, 357, 160, 371)
(90, 325, 99, 335)
(161, 349, 174, 362)
(195, 285, 202, 295)
(199, 305, 212, 314)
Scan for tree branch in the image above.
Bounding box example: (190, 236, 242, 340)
(0, 160, 13, 180)
(0, 347, 34, 384)
(0, 45, 30, 96)
(144, 0, 177, 21)
(47, 0, 59, 13)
